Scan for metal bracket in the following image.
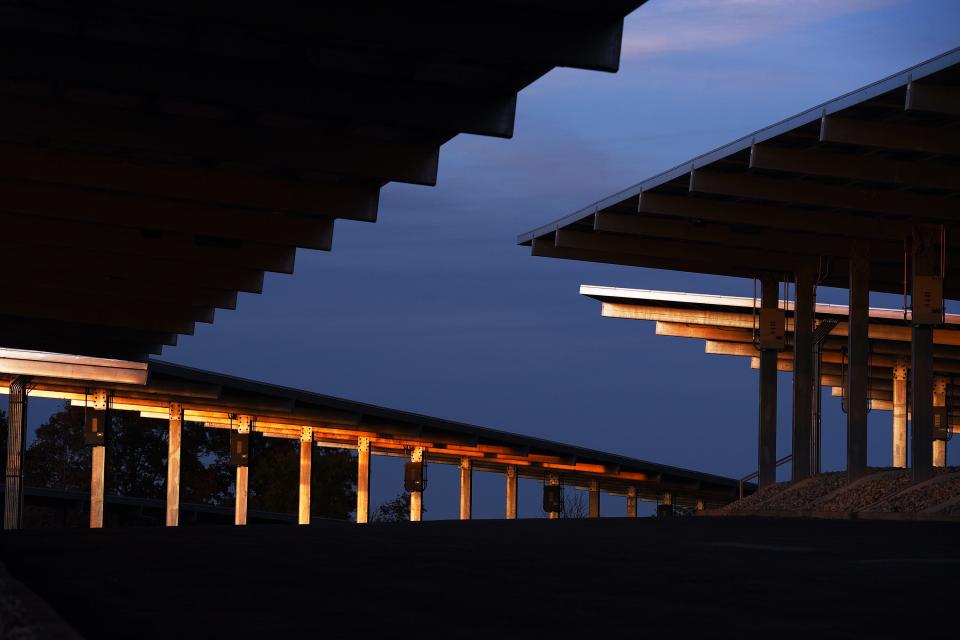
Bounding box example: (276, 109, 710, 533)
(300, 426, 313, 443)
(357, 436, 370, 453)
(91, 389, 108, 411)
(893, 360, 908, 381)
(169, 402, 183, 421)
(410, 446, 424, 463)
(236, 414, 252, 434)
(935, 376, 948, 394)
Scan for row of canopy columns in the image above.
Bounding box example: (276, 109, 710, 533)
(4, 389, 710, 529)
(757, 225, 948, 489)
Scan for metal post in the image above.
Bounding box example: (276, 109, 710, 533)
(892, 361, 908, 469)
(166, 403, 182, 527)
(588, 480, 600, 518)
(547, 473, 560, 520)
(847, 241, 870, 480)
(4, 377, 29, 530)
(626, 486, 637, 518)
(933, 377, 947, 468)
(912, 225, 939, 482)
(89, 389, 108, 529)
(235, 415, 251, 526)
(298, 427, 312, 525)
(792, 265, 815, 481)
(459, 457, 472, 520)
(357, 437, 370, 523)
(504, 464, 517, 520)
(410, 446, 424, 522)
(758, 275, 779, 487)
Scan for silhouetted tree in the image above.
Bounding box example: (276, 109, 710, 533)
(248, 437, 356, 519)
(20, 404, 356, 520)
(559, 489, 587, 518)
(372, 492, 417, 522)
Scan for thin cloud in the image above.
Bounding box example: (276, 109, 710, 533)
(623, 0, 906, 57)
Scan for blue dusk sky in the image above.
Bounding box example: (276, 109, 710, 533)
(33, 0, 960, 519)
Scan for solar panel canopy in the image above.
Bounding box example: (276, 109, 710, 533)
(1, 0, 644, 361)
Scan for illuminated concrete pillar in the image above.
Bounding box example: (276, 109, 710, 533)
(410, 447, 424, 522)
(505, 465, 517, 520)
(758, 275, 779, 487)
(588, 480, 600, 518)
(662, 492, 672, 506)
(89, 389, 108, 529)
(547, 473, 560, 520)
(626, 487, 637, 518)
(934, 377, 948, 468)
(166, 403, 183, 527)
(892, 360, 908, 469)
(298, 428, 312, 525)
(696, 499, 705, 511)
(847, 241, 870, 480)
(792, 264, 815, 481)
(356, 437, 371, 524)
(459, 457, 472, 520)
(4, 376, 29, 530)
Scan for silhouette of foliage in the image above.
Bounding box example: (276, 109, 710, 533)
(372, 492, 417, 522)
(18, 403, 356, 520)
(248, 437, 356, 519)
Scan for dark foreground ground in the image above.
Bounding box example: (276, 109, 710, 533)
(2, 517, 958, 638)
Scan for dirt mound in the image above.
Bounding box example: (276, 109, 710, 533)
(814, 469, 911, 512)
(869, 471, 960, 513)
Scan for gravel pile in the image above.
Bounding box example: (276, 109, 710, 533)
(814, 469, 912, 512)
(755, 472, 847, 511)
(872, 472, 960, 513)
(717, 482, 793, 513)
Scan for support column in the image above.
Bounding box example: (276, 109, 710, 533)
(234, 415, 251, 526)
(409, 446, 424, 522)
(792, 265, 815, 481)
(356, 437, 370, 524)
(626, 487, 637, 518)
(166, 403, 182, 527)
(892, 360, 908, 468)
(459, 457, 472, 520)
(696, 499, 705, 511)
(298, 427, 312, 525)
(504, 464, 517, 520)
(912, 225, 940, 482)
(547, 473, 560, 520)
(4, 376, 28, 531)
(89, 389, 108, 529)
(758, 275, 779, 487)
(847, 241, 870, 480)
(662, 492, 672, 506)
(588, 479, 600, 518)
(933, 377, 948, 468)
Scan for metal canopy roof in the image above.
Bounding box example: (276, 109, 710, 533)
(0, 0, 644, 361)
(0, 358, 743, 504)
(519, 47, 960, 294)
(580, 285, 960, 425)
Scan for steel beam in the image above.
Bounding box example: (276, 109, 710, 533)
(847, 241, 870, 480)
(460, 457, 473, 521)
(3, 377, 29, 530)
(933, 378, 948, 468)
(299, 428, 312, 525)
(505, 464, 517, 520)
(892, 361, 908, 469)
(410, 447, 424, 522)
(912, 225, 939, 481)
(626, 486, 637, 517)
(356, 437, 371, 524)
(821, 115, 960, 156)
(588, 479, 600, 518)
(758, 276, 779, 488)
(792, 265, 815, 481)
(166, 403, 182, 527)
